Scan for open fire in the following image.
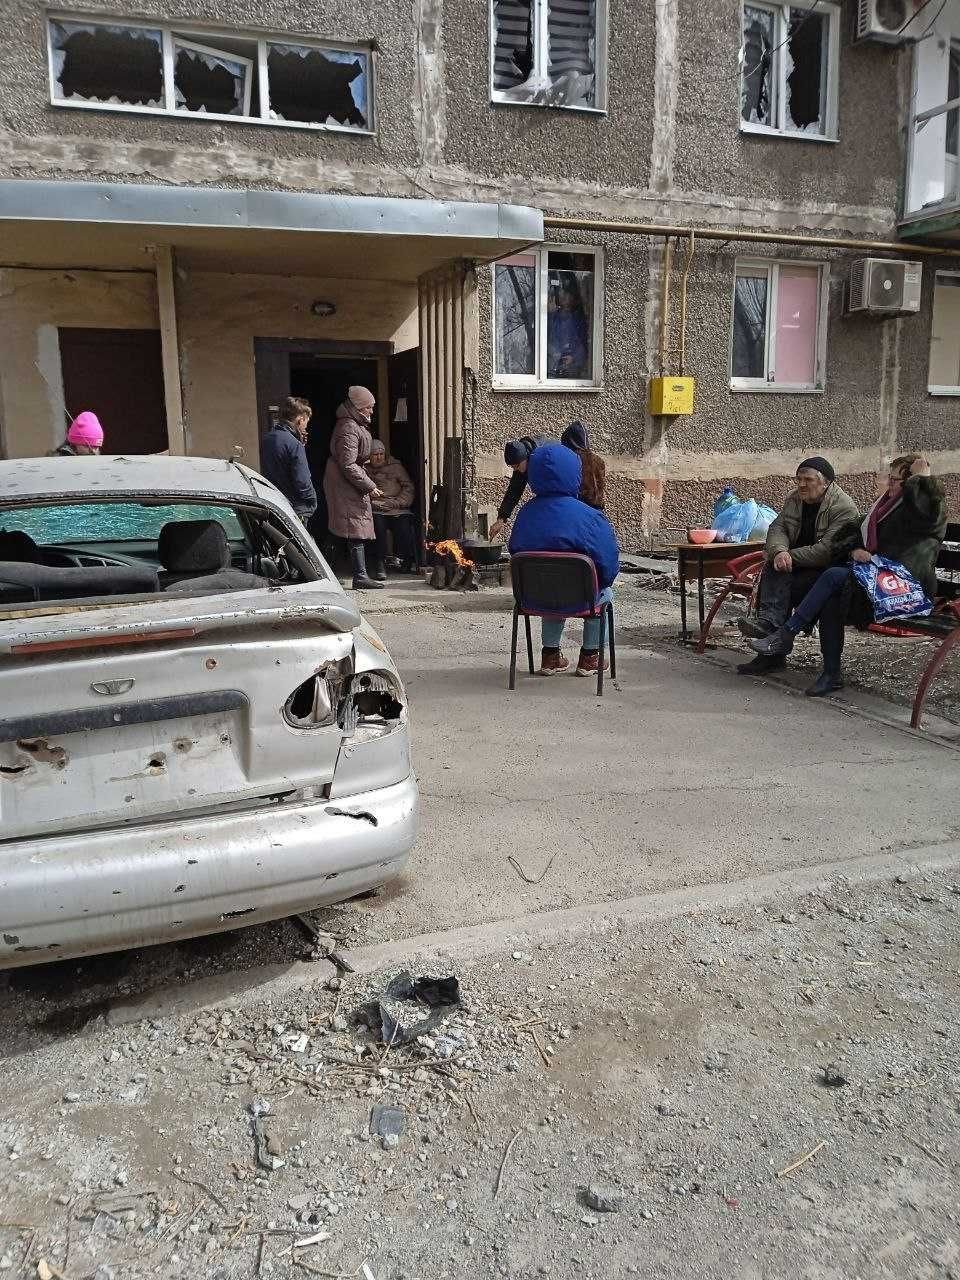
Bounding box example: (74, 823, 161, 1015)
(426, 540, 478, 591)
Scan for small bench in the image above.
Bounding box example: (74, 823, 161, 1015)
(695, 523, 960, 730)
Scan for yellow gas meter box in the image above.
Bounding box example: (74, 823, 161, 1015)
(648, 376, 695, 416)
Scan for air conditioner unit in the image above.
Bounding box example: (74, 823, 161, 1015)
(848, 258, 923, 314)
(856, 0, 922, 43)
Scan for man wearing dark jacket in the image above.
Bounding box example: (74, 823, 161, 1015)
(260, 397, 317, 521)
(738, 456, 859, 676)
(489, 436, 542, 540)
(509, 443, 619, 677)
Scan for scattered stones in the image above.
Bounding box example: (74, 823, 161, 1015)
(584, 1184, 623, 1213)
(821, 1064, 848, 1089)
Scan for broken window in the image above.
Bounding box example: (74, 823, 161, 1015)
(267, 43, 369, 129)
(906, 27, 960, 213)
(739, 2, 838, 140)
(731, 260, 827, 391)
(50, 20, 164, 108)
(173, 37, 254, 117)
(491, 0, 606, 111)
(494, 245, 602, 387)
(47, 17, 373, 132)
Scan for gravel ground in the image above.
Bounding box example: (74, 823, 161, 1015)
(2, 868, 959, 1280)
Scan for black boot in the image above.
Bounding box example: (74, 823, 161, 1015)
(349, 541, 384, 591)
(737, 615, 777, 640)
(806, 670, 844, 697)
(737, 653, 786, 676)
(749, 625, 795, 657)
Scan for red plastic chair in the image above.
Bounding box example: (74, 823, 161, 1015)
(695, 550, 766, 653)
(509, 552, 616, 696)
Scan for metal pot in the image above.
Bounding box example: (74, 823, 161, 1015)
(459, 539, 504, 565)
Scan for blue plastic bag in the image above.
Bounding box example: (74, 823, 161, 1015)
(712, 498, 759, 543)
(851, 555, 932, 623)
(749, 504, 778, 540)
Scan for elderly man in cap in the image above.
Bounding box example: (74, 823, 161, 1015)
(737, 456, 859, 676)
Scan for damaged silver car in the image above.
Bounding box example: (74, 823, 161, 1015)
(0, 455, 418, 968)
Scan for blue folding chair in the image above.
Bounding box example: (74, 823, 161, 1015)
(508, 552, 616, 696)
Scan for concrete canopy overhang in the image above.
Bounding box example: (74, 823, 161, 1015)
(0, 180, 544, 280)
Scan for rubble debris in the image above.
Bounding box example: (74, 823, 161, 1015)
(356, 971, 461, 1047)
(370, 1103, 406, 1149)
(584, 1184, 623, 1213)
(249, 1099, 285, 1172)
(821, 1064, 848, 1089)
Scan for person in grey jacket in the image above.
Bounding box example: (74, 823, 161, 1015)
(260, 397, 317, 521)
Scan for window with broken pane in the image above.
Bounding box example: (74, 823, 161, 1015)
(267, 44, 370, 129)
(491, 0, 606, 111)
(50, 20, 164, 108)
(739, 2, 838, 140)
(47, 17, 373, 133)
(731, 260, 826, 390)
(494, 246, 602, 387)
(174, 37, 254, 117)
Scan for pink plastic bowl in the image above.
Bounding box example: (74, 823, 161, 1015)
(688, 528, 718, 545)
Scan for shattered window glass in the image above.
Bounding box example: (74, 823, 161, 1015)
(493, 0, 599, 109)
(946, 43, 959, 159)
(50, 20, 164, 108)
(174, 39, 253, 117)
(786, 8, 827, 134)
(267, 43, 369, 129)
(732, 271, 769, 380)
(494, 254, 537, 376)
(493, 0, 535, 95)
(546, 0, 596, 109)
(741, 6, 775, 127)
(546, 251, 594, 380)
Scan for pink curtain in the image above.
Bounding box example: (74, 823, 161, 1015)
(775, 266, 819, 385)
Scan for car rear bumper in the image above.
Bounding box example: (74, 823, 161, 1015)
(0, 773, 418, 968)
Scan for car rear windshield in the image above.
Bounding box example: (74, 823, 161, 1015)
(0, 497, 312, 609)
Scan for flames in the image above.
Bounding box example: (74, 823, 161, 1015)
(430, 540, 474, 569)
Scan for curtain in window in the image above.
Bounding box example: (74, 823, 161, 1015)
(547, 0, 596, 108)
(732, 275, 768, 379)
(492, 0, 535, 93)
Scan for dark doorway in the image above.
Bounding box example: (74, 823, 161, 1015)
(58, 327, 168, 454)
(387, 347, 422, 516)
(290, 354, 380, 549)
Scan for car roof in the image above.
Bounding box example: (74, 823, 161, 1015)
(0, 455, 280, 507)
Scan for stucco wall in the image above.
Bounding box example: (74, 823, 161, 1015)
(0, 269, 158, 458)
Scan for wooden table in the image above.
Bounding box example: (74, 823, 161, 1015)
(671, 541, 766, 644)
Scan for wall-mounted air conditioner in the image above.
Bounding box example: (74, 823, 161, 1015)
(856, 0, 922, 43)
(848, 258, 923, 315)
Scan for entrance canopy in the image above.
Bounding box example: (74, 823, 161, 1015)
(0, 180, 543, 280)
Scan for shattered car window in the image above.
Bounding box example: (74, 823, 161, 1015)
(4, 502, 246, 545)
(50, 20, 164, 108)
(267, 43, 370, 129)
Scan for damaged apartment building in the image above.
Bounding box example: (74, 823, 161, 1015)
(0, 0, 958, 541)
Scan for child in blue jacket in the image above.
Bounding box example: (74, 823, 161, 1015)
(509, 443, 619, 676)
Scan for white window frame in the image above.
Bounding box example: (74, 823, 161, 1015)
(170, 36, 255, 117)
(904, 35, 960, 218)
(928, 270, 960, 396)
(729, 258, 830, 393)
(488, 0, 609, 114)
(46, 14, 375, 135)
(739, 0, 840, 143)
(492, 243, 604, 391)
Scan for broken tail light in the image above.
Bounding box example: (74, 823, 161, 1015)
(283, 665, 405, 734)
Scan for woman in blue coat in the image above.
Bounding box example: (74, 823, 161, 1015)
(509, 443, 619, 676)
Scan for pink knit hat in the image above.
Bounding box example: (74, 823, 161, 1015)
(67, 411, 104, 449)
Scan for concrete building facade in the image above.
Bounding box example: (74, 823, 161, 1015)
(0, 0, 958, 543)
